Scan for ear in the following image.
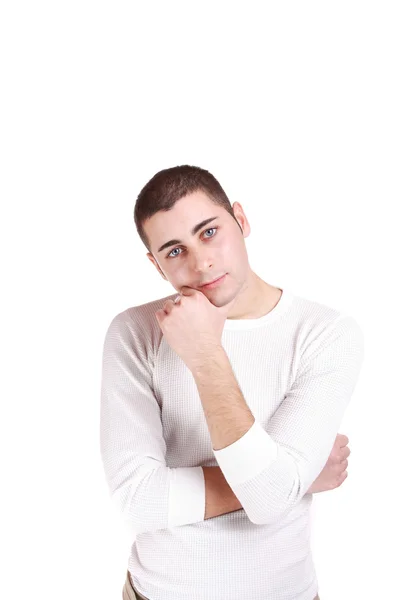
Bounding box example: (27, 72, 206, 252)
(232, 201, 251, 238)
(147, 253, 168, 281)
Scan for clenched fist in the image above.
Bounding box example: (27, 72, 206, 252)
(155, 286, 237, 371)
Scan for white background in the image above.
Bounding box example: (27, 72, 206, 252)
(1, 2, 399, 599)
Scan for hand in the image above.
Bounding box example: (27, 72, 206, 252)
(307, 433, 350, 494)
(155, 286, 237, 370)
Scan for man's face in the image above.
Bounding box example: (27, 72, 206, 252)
(143, 190, 251, 307)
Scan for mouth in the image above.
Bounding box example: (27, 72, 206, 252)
(199, 274, 227, 289)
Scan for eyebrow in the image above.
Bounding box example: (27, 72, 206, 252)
(157, 216, 219, 253)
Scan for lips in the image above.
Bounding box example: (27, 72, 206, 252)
(200, 274, 226, 287)
(202, 276, 222, 286)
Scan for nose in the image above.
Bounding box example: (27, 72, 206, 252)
(189, 248, 213, 274)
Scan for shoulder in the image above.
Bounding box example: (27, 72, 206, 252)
(288, 291, 364, 359)
(103, 292, 177, 350)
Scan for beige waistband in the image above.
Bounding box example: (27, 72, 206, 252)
(128, 571, 150, 600)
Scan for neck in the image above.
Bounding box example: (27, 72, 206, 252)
(227, 271, 282, 320)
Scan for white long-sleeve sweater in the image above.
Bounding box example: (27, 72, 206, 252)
(100, 287, 364, 600)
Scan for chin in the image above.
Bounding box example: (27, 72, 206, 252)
(212, 292, 236, 308)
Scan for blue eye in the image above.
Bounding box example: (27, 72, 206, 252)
(168, 247, 181, 258)
(166, 227, 218, 259)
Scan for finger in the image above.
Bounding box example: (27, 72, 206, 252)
(340, 458, 349, 470)
(337, 433, 349, 447)
(179, 286, 197, 296)
(163, 299, 176, 314)
(341, 446, 351, 460)
(155, 309, 165, 325)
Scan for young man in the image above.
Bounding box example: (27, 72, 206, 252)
(100, 165, 363, 600)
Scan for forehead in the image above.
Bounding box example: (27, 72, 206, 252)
(165, 189, 220, 215)
(145, 190, 227, 237)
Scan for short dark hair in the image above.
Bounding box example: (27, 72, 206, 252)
(133, 164, 242, 252)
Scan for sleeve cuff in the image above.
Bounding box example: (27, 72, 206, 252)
(168, 466, 206, 527)
(212, 420, 278, 486)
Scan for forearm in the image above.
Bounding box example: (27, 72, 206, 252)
(202, 466, 243, 519)
(191, 345, 255, 451)
(193, 348, 329, 518)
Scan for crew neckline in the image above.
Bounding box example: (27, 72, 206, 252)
(223, 287, 294, 331)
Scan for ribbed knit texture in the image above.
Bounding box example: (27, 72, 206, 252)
(100, 288, 364, 600)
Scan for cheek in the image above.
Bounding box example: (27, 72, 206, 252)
(214, 235, 233, 252)
(166, 261, 188, 281)
(221, 238, 242, 258)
